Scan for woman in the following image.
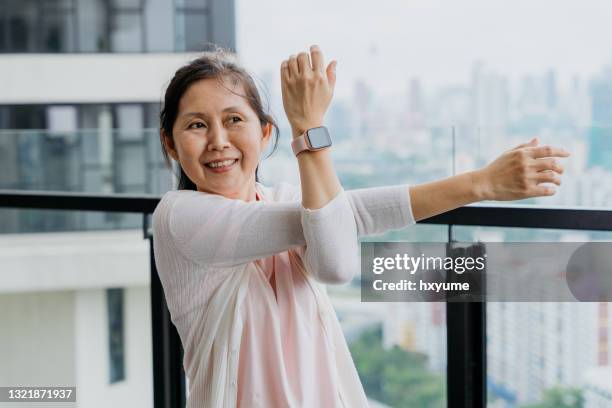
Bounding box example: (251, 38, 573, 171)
(152, 44, 569, 407)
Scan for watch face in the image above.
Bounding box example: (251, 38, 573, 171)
(306, 127, 332, 149)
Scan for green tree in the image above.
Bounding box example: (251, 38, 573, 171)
(520, 386, 584, 408)
(349, 326, 445, 407)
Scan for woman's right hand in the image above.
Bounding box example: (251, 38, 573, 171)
(473, 137, 571, 201)
(280, 45, 337, 137)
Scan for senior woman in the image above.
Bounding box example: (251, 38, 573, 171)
(152, 44, 569, 407)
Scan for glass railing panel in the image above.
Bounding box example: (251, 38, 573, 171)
(453, 225, 612, 407)
(0, 129, 173, 195)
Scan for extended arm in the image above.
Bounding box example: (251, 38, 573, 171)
(408, 138, 570, 221)
(408, 172, 481, 222)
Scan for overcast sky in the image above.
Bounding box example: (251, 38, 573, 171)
(236, 0, 612, 98)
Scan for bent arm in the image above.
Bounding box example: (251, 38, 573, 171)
(296, 144, 359, 284)
(283, 45, 357, 284)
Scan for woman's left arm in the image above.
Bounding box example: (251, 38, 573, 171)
(408, 138, 570, 221)
(345, 137, 570, 237)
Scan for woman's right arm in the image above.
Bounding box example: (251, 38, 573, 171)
(155, 184, 413, 271)
(158, 189, 361, 285)
(156, 191, 307, 269)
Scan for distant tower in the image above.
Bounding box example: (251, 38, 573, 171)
(407, 77, 423, 114)
(470, 62, 509, 127)
(588, 66, 612, 171)
(406, 77, 424, 128)
(545, 69, 558, 110)
(352, 79, 373, 142)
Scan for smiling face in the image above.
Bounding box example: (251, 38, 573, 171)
(163, 77, 272, 201)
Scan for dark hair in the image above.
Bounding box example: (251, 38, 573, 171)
(159, 45, 280, 190)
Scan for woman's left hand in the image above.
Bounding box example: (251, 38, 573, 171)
(473, 137, 571, 201)
(280, 45, 337, 137)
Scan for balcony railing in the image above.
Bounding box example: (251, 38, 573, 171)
(1, 189, 611, 408)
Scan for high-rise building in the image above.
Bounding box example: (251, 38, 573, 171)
(545, 69, 558, 110)
(488, 301, 600, 404)
(0, 2, 236, 406)
(0, 0, 236, 233)
(470, 62, 509, 128)
(587, 65, 612, 172)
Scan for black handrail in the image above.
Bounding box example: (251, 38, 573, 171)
(1, 189, 611, 408)
(2, 189, 611, 229)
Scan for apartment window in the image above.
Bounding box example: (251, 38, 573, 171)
(109, 0, 145, 52)
(0, 0, 231, 53)
(107, 288, 125, 384)
(40, 1, 76, 52)
(0, 0, 77, 53)
(174, 0, 209, 52)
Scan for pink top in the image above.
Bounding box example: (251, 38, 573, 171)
(152, 181, 415, 407)
(236, 189, 345, 407)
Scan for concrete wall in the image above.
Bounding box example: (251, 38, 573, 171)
(75, 286, 152, 408)
(0, 54, 199, 104)
(0, 230, 154, 407)
(0, 290, 76, 386)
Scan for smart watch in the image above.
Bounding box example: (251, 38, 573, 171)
(291, 126, 332, 156)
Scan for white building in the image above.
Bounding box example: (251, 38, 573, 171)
(0, 1, 235, 405)
(0, 230, 152, 407)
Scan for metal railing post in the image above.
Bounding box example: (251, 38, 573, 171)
(446, 226, 487, 408)
(145, 215, 186, 408)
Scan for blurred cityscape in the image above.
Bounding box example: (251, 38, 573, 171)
(257, 61, 612, 209)
(1, 1, 611, 407)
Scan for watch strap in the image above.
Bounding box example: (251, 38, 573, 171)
(291, 133, 310, 156)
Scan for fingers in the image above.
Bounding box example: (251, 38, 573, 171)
(532, 157, 564, 174)
(297, 52, 311, 74)
(526, 155, 565, 198)
(326, 60, 337, 89)
(530, 185, 556, 197)
(280, 60, 290, 82)
(527, 163, 563, 198)
(288, 55, 299, 77)
(522, 172, 558, 198)
(525, 145, 571, 159)
(283, 46, 328, 77)
(533, 170, 562, 186)
(310, 45, 325, 73)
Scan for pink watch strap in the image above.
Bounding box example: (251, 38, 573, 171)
(291, 133, 309, 156)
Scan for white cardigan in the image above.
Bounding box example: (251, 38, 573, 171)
(152, 182, 415, 407)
